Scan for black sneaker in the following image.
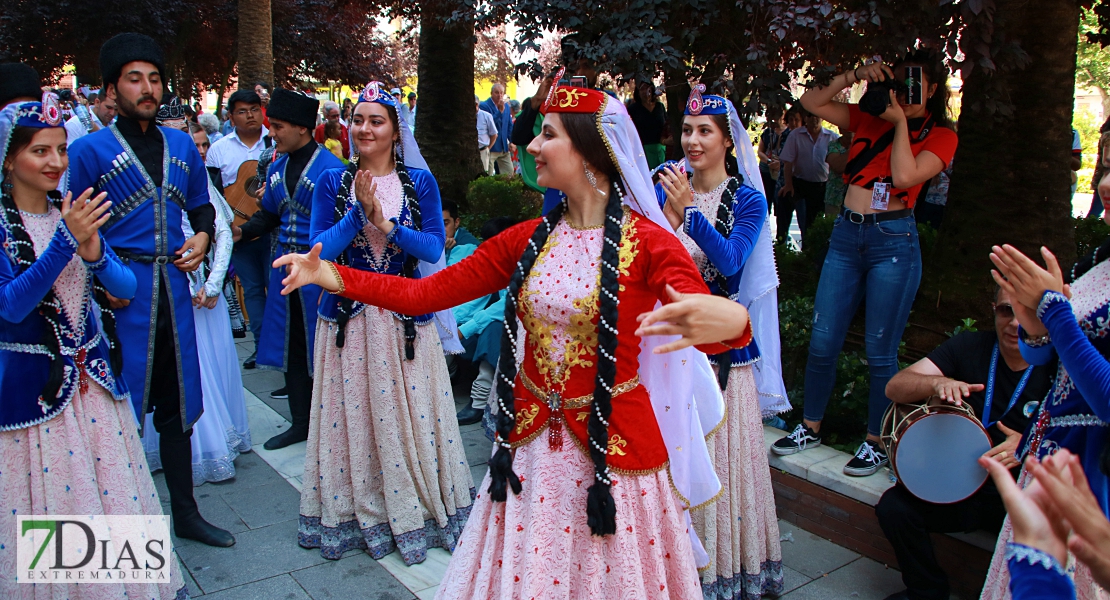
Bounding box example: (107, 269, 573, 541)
(270, 387, 289, 399)
(771, 424, 822, 456)
(243, 351, 257, 370)
(843, 440, 888, 477)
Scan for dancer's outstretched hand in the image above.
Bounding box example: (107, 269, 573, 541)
(980, 454, 1069, 566)
(274, 243, 339, 295)
(635, 284, 749, 354)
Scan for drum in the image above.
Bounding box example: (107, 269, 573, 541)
(880, 398, 993, 504)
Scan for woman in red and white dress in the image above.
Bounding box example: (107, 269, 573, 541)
(274, 85, 750, 599)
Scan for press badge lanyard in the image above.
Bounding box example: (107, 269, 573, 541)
(982, 343, 1033, 429)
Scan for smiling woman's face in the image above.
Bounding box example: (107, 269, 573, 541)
(350, 102, 398, 160)
(4, 127, 68, 194)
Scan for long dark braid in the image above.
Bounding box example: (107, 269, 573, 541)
(394, 162, 421, 360)
(1, 190, 69, 405)
(488, 200, 567, 502)
(707, 176, 739, 390)
(487, 179, 625, 537)
(331, 162, 359, 348)
(584, 179, 625, 536)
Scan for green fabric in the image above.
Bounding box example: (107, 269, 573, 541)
(644, 143, 666, 170)
(519, 116, 545, 193)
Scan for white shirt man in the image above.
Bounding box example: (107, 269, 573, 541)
(64, 92, 117, 145)
(476, 96, 499, 175)
(206, 124, 270, 188)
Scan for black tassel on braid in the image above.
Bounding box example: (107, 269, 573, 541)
(488, 200, 567, 502)
(92, 281, 124, 377)
(584, 180, 625, 537)
(0, 190, 67, 406)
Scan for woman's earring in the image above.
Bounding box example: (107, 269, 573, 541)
(584, 161, 607, 196)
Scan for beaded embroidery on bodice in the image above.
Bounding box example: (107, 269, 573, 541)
(24, 207, 87, 338)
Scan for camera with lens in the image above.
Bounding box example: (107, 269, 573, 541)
(858, 66, 923, 117)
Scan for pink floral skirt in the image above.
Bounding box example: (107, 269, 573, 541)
(980, 468, 1108, 600)
(298, 309, 475, 565)
(693, 365, 784, 600)
(435, 437, 702, 599)
(0, 383, 186, 599)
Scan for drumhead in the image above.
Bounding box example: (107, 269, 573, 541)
(894, 413, 992, 504)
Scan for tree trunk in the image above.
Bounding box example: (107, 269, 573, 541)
(415, 13, 481, 206)
(920, 0, 1079, 330)
(237, 0, 274, 88)
(1099, 86, 1110, 120)
(663, 65, 690, 162)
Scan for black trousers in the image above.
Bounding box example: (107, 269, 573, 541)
(147, 277, 199, 521)
(792, 177, 828, 242)
(875, 484, 1006, 600)
(284, 291, 312, 431)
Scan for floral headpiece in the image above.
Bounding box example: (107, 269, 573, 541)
(685, 84, 728, 116)
(358, 81, 398, 109)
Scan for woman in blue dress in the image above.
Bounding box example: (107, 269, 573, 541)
(297, 82, 473, 565)
(980, 227, 1110, 598)
(0, 98, 187, 598)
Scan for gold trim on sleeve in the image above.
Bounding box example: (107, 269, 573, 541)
(325, 260, 345, 295)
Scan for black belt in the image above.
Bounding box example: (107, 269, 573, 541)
(115, 250, 181, 264)
(839, 207, 914, 225)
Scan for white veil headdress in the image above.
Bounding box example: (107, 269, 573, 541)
(683, 87, 790, 417)
(353, 82, 462, 354)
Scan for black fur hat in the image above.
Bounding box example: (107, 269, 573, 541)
(267, 89, 319, 129)
(0, 63, 42, 107)
(99, 33, 165, 86)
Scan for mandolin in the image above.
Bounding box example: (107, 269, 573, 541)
(224, 160, 262, 226)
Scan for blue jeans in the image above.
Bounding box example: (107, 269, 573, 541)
(231, 236, 271, 352)
(803, 214, 921, 435)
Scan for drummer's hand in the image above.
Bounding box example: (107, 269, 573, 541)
(982, 422, 1022, 469)
(981, 455, 1070, 567)
(932, 378, 984, 406)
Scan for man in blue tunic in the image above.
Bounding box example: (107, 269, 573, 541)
(233, 89, 343, 449)
(67, 33, 235, 547)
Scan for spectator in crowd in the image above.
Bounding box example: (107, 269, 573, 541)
(772, 50, 958, 477)
(774, 107, 803, 243)
(509, 98, 521, 116)
(407, 91, 417, 130)
(451, 217, 515, 426)
(778, 107, 837, 243)
(314, 100, 349, 159)
(197, 111, 223, 144)
(254, 82, 271, 127)
(323, 120, 345, 163)
(1071, 127, 1082, 199)
(193, 101, 204, 115)
(219, 107, 233, 136)
(392, 88, 412, 126)
(341, 97, 353, 122)
(442, 200, 481, 258)
(480, 83, 515, 176)
(877, 285, 1052, 600)
(64, 88, 116, 144)
(758, 107, 786, 212)
(627, 75, 668, 169)
(475, 95, 499, 175)
(824, 129, 852, 216)
(206, 89, 272, 369)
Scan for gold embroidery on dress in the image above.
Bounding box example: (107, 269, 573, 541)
(515, 404, 540, 434)
(608, 435, 628, 456)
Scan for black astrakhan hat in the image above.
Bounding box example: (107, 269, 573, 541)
(99, 33, 166, 86)
(266, 89, 319, 129)
(0, 63, 43, 107)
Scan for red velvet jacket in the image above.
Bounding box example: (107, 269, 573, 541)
(332, 211, 750, 474)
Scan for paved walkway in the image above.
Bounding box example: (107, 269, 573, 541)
(156, 333, 912, 599)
